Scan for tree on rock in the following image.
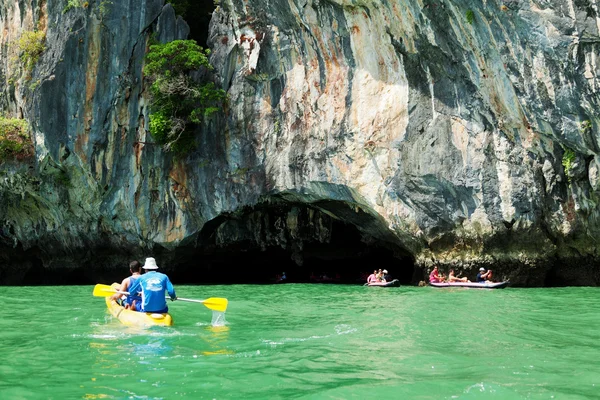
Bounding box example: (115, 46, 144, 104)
(144, 39, 226, 156)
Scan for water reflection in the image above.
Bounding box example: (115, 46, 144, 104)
(200, 323, 233, 356)
(133, 337, 173, 360)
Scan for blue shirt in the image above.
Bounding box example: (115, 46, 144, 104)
(131, 271, 176, 313)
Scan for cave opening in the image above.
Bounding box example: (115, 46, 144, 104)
(0, 200, 416, 286)
(21, 260, 90, 285)
(168, 0, 215, 47)
(7, 247, 93, 285)
(169, 199, 416, 285)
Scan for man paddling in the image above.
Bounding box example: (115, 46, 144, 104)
(476, 267, 493, 283)
(130, 257, 176, 313)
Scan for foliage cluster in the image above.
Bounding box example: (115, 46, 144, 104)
(580, 120, 592, 136)
(0, 117, 33, 162)
(466, 9, 475, 24)
(15, 31, 46, 76)
(562, 148, 576, 182)
(63, 0, 81, 13)
(98, 0, 113, 18)
(144, 39, 226, 156)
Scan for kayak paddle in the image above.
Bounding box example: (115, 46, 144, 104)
(170, 297, 228, 313)
(93, 284, 228, 312)
(93, 283, 126, 297)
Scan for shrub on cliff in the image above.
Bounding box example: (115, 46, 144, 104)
(0, 117, 33, 162)
(144, 39, 226, 156)
(15, 31, 46, 78)
(562, 148, 576, 182)
(466, 9, 475, 24)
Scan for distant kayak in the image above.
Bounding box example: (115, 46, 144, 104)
(105, 283, 173, 327)
(430, 281, 509, 289)
(364, 279, 400, 287)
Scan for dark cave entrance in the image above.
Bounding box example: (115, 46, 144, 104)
(169, 199, 416, 285)
(169, 1, 215, 47)
(0, 244, 97, 285)
(0, 200, 416, 286)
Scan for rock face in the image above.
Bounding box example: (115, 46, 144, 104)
(1, 0, 600, 286)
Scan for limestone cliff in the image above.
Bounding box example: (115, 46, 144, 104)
(1, 0, 600, 286)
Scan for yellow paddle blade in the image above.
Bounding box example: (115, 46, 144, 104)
(175, 296, 229, 312)
(92, 283, 118, 297)
(202, 297, 228, 313)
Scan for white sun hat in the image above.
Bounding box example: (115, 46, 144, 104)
(143, 257, 159, 270)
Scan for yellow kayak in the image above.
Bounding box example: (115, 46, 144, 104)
(105, 283, 173, 327)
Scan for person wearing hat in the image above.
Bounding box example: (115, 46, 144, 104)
(129, 257, 176, 313)
(476, 267, 493, 283)
(383, 269, 392, 282)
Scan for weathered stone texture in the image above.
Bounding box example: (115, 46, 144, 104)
(1, 0, 600, 285)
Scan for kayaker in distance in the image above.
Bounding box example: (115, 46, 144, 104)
(366, 270, 377, 284)
(129, 257, 177, 313)
(275, 272, 287, 283)
(447, 269, 470, 283)
(429, 265, 445, 283)
(476, 267, 494, 283)
(382, 269, 392, 282)
(110, 260, 143, 309)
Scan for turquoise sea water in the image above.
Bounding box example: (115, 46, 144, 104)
(0, 284, 599, 399)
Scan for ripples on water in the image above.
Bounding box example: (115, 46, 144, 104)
(0, 285, 598, 399)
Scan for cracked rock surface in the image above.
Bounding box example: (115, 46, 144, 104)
(1, 0, 600, 286)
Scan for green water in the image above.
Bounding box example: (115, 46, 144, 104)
(0, 285, 598, 399)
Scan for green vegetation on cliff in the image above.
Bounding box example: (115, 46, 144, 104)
(0, 117, 33, 162)
(466, 10, 475, 24)
(63, 0, 82, 13)
(144, 39, 226, 156)
(15, 31, 46, 78)
(562, 147, 576, 182)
